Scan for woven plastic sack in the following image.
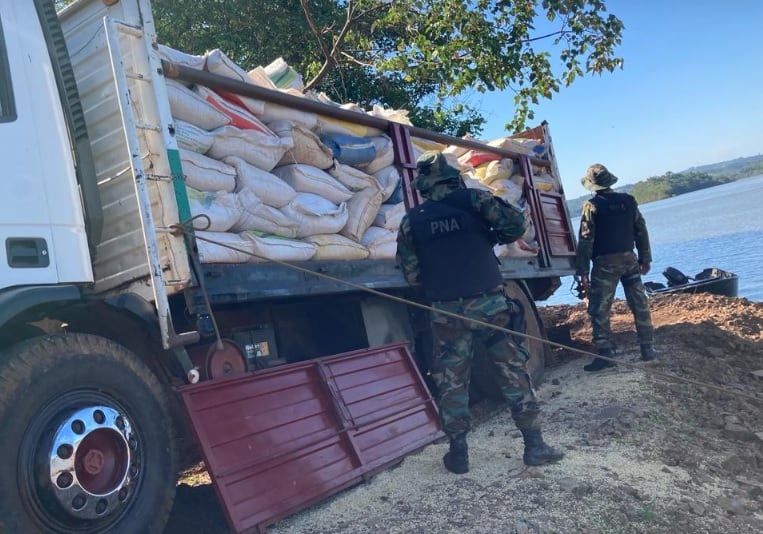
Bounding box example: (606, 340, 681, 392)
(272, 164, 352, 204)
(224, 156, 296, 208)
(320, 133, 377, 168)
(372, 202, 405, 231)
(195, 86, 273, 133)
(305, 234, 370, 261)
(196, 231, 254, 264)
(368, 240, 397, 259)
(204, 49, 266, 115)
(241, 231, 317, 262)
(269, 120, 334, 170)
(231, 188, 299, 237)
(166, 79, 229, 131)
(186, 188, 239, 232)
(281, 193, 349, 238)
(159, 44, 206, 70)
(179, 149, 236, 192)
(360, 226, 397, 248)
(263, 57, 305, 92)
(175, 120, 214, 154)
(372, 166, 401, 202)
(475, 159, 514, 185)
(364, 135, 396, 175)
(328, 162, 380, 193)
(208, 124, 291, 172)
(489, 179, 524, 204)
(340, 186, 384, 242)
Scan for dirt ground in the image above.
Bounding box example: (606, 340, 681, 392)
(165, 293, 763, 533)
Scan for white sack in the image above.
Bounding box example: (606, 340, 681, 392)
(475, 159, 514, 185)
(281, 193, 349, 237)
(364, 135, 396, 175)
(341, 186, 385, 242)
(186, 188, 239, 232)
(372, 166, 402, 202)
(373, 202, 405, 230)
(175, 120, 214, 154)
(204, 49, 266, 115)
(269, 120, 334, 170)
(179, 149, 236, 192)
(166, 79, 230, 130)
(195, 85, 274, 133)
(361, 226, 397, 248)
(159, 44, 206, 71)
(305, 234, 370, 261)
(231, 187, 299, 237)
(208, 124, 291, 172)
(490, 179, 524, 204)
(258, 88, 319, 129)
(196, 231, 254, 264)
(263, 57, 305, 91)
(368, 240, 397, 260)
(329, 162, 380, 192)
(241, 231, 317, 262)
(224, 156, 296, 208)
(272, 164, 352, 204)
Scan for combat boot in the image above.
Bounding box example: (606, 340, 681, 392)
(443, 433, 469, 474)
(640, 344, 656, 361)
(521, 429, 565, 466)
(583, 347, 616, 372)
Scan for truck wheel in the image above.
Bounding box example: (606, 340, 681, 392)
(471, 281, 550, 401)
(0, 334, 176, 534)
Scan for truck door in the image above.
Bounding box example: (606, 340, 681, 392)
(0, 2, 92, 289)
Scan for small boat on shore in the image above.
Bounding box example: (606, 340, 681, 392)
(644, 266, 739, 297)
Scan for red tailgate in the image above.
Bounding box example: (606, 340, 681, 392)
(180, 343, 441, 533)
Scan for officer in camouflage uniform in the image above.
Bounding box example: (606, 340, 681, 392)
(575, 163, 657, 372)
(396, 151, 564, 474)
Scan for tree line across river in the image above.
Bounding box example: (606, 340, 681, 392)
(565, 154, 763, 214)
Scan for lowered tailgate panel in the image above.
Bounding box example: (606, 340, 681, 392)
(181, 343, 441, 533)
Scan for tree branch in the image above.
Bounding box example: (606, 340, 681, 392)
(303, 0, 357, 90)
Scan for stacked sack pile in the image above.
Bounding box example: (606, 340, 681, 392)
(442, 136, 561, 259)
(161, 44, 432, 264)
(161, 45, 557, 264)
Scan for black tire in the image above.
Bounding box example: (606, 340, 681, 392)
(0, 334, 177, 534)
(471, 281, 550, 401)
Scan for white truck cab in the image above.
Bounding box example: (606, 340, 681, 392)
(0, 0, 92, 288)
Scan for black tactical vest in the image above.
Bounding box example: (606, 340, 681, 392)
(409, 189, 502, 301)
(590, 192, 637, 258)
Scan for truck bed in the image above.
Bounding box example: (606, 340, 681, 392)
(60, 0, 576, 313)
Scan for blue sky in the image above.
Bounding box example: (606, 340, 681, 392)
(478, 0, 763, 199)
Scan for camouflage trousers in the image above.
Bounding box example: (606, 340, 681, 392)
(588, 251, 655, 350)
(430, 293, 539, 439)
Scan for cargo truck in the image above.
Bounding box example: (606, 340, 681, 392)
(0, 0, 577, 532)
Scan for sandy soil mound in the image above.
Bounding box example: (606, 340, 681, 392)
(167, 294, 763, 533)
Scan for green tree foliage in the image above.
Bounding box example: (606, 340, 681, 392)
(147, 0, 624, 136)
(630, 171, 732, 204)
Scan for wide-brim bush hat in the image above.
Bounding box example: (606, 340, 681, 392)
(581, 163, 618, 191)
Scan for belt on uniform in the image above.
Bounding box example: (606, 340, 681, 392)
(432, 287, 504, 304)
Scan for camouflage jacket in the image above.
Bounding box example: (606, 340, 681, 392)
(575, 190, 652, 276)
(396, 186, 526, 287)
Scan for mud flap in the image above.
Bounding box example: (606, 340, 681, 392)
(180, 342, 441, 533)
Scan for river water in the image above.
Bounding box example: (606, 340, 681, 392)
(543, 174, 763, 306)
